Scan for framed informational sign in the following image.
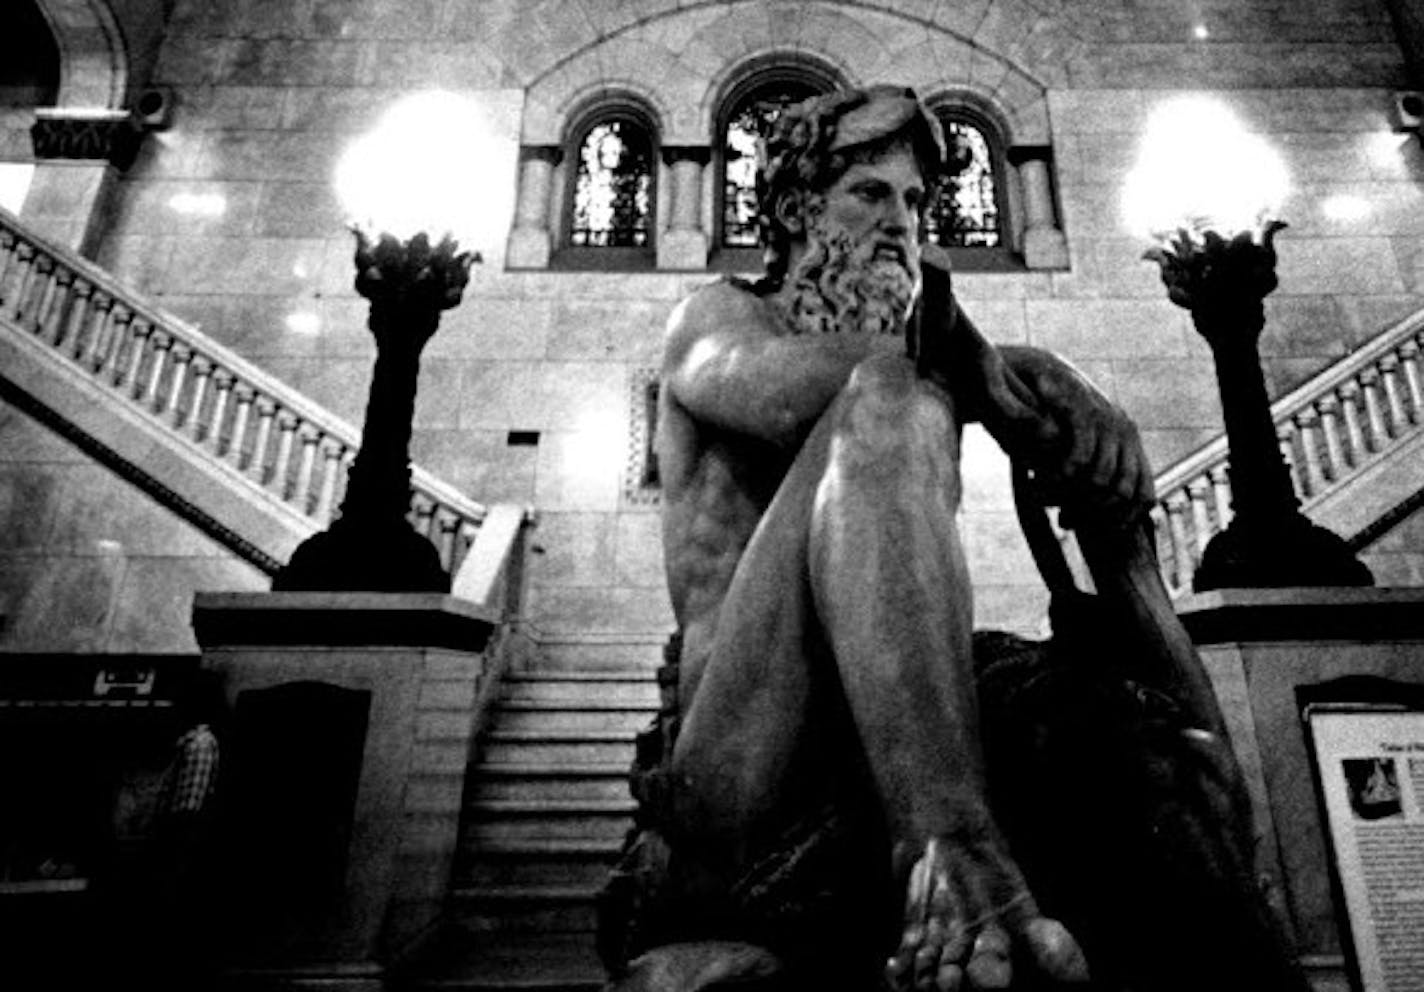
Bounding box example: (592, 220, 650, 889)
(1301, 678, 1424, 992)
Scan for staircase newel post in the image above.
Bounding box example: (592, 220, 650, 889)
(1144, 224, 1372, 590)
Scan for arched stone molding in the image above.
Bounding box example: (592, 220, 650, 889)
(33, 0, 128, 109)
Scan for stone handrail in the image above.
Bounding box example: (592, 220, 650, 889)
(0, 206, 504, 581)
(1150, 308, 1424, 595)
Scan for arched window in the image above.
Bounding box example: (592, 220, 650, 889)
(924, 108, 1011, 261)
(713, 61, 841, 265)
(558, 102, 658, 269)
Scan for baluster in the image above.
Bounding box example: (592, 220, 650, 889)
(227, 387, 254, 465)
(438, 512, 460, 572)
(1380, 356, 1407, 438)
(18, 255, 56, 332)
(1399, 341, 1423, 424)
(78, 292, 114, 368)
(1165, 492, 1195, 590)
(413, 498, 438, 541)
(183, 358, 213, 432)
(58, 279, 94, 354)
(115, 311, 148, 390)
(201, 372, 232, 447)
(32, 264, 69, 341)
(1316, 396, 1345, 481)
(1, 242, 36, 320)
(248, 400, 276, 483)
(294, 429, 320, 514)
(1339, 382, 1367, 466)
(1188, 481, 1214, 555)
(1294, 410, 1327, 496)
(271, 413, 299, 500)
(315, 441, 346, 523)
(1278, 426, 1305, 501)
(1208, 465, 1233, 529)
(141, 330, 172, 408)
(161, 345, 193, 421)
(1361, 369, 1387, 451)
(0, 231, 18, 299)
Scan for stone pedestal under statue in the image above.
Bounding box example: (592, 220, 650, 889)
(191, 591, 504, 991)
(1178, 586, 1424, 992)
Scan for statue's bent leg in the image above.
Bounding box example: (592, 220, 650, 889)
(804, 354, 1087, 990)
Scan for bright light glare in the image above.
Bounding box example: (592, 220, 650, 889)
(1122, 96, 1289, 239)
(1192, 24, 1209, 40)
(284, 311, 322, 336)
(335, 90, 499, 249)
(0, 163, 34, 213)
(1321, 194, 1372, 223)
(168, 191, 227, 217)
(1365, 131, 1410, 174)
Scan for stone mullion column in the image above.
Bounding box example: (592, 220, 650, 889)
(506, 145, 563, 269)
(1008, 147, 1068, 270)
(658, 146, 711, 270)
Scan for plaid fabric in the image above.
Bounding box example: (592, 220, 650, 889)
(160, 724, 220, 816)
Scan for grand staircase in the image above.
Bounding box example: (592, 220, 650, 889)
(400, 636, 665, 991)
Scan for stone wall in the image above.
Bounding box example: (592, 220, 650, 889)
(0, 394, 267, 653)
(6, 0, 1423, 642)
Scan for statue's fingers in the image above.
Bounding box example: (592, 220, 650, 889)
(935, 960, 964, 992)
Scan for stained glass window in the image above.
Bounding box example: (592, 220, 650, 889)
(570, 119, 653, 248)
(924, 118, 1001, 248)
(721, 83, 820, 247)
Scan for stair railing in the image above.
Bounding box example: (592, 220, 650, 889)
(0, 206, 501, 580)
(1150, 308, 1424, 595)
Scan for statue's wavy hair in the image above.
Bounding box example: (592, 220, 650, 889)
(755, 86, 958, 289)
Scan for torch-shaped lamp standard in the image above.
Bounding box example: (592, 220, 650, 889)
(273, 231, 477, 592)
(1144, 225, 1371, 591)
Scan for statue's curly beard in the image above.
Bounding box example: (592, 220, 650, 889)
(783, 222, 919, 338)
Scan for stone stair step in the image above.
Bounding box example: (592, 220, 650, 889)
(477, 733, 636, 767)
(450, 885, 601, 934)
(461, 850, 618, 889)
(529, 638, 669, 672)
(469, 765, 632, 804)
(495, 693, 659, 712)
(394, 930, 605, 991)
(463, 815, 633, 846)
(492, 707, 652, 735)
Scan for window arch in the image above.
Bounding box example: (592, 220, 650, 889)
(713, 59, 843, 264)
(923, 104, 1015, 267)
(557, 100, 659, 269)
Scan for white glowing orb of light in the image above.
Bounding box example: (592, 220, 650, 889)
(334, 90, 499, 249)
(1123, 96, 1289, 240)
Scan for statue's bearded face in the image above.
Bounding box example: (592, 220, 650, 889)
(783, 141, 924, 337)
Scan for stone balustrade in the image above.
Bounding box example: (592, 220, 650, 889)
(0, 207, 493, 579)
(1151, 310, 1424, 596)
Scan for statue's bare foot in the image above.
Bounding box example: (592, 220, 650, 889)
(884, 835, 1088, 990)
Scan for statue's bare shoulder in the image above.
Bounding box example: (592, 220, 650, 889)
(663, 277, 777, 376)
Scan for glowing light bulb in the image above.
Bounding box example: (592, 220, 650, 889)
(1123, 96, 1289, 240)
(334, 90, 503, 249)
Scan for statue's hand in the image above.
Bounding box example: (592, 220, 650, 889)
(994, 349, 1155, 528)
(885, 836, 1088, 990)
